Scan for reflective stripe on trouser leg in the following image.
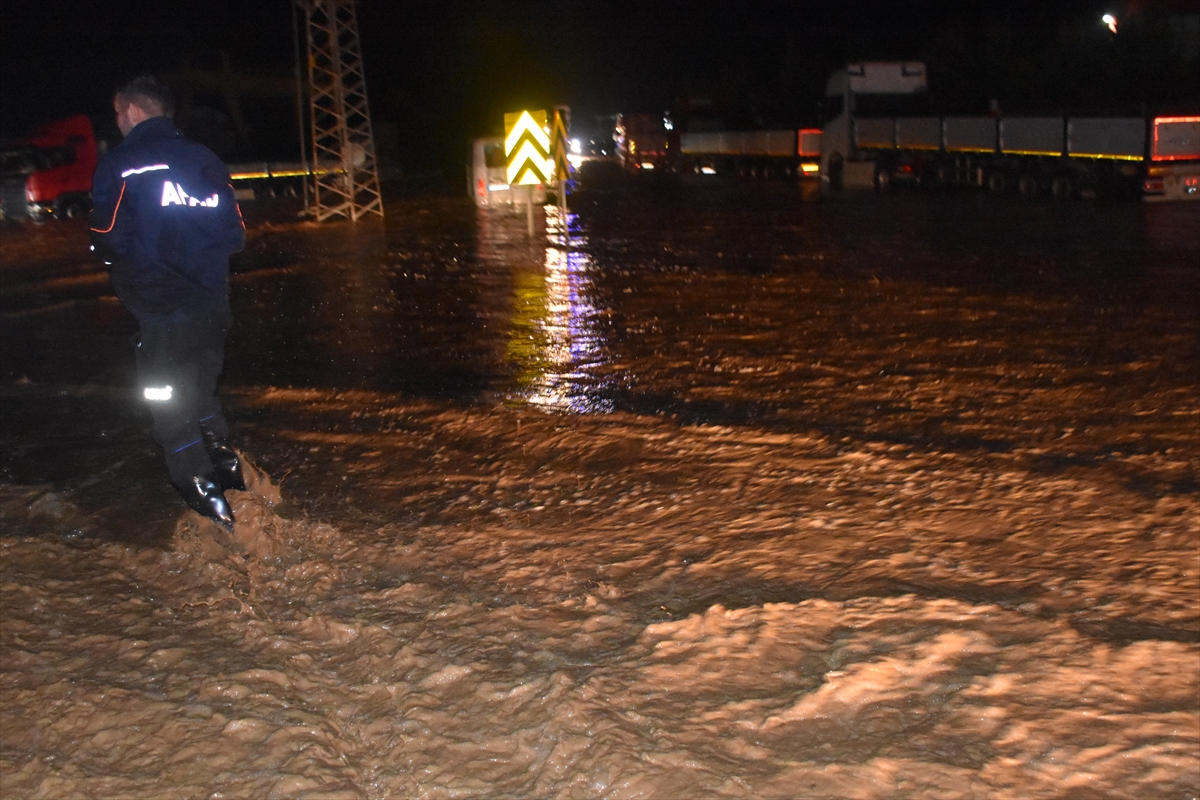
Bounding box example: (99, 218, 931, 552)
(144, 384, 174, 401)
(142, 374, 217, 484)
(199, 412, 230, 445)
(133, 308, 229, 485)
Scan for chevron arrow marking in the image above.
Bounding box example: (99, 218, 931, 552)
(505, 111, 549, 158)
(507, 129, 550, 159)
(507, 139, 552, 185)
(510, 162, 549, 186)
(551, 109, 570, 181)
(505, 109, 552, 185)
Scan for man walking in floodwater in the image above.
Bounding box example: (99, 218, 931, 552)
(88, 74, 246, 529)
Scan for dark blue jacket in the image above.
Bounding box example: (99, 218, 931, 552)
(89, 116, 245, 321)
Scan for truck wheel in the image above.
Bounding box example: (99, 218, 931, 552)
(1017, 174, 1039, 197)
(55, 197, 89, 219)
(987, 171, 1007, 194)
(1051, 174, 1075, 200)
(827, 154, 844, 190)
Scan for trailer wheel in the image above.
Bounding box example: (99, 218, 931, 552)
(874, 167, 892, 192)
(1051, 174, 1075, 200)
(1017, 173, 1039, 197)
(933, 163, 953, 187)
(987, 171, 1008, 194)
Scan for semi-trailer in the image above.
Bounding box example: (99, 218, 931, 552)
(820, 61, 1200, 201)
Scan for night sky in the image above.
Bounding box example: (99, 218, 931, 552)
(3, 0, 1197, 167)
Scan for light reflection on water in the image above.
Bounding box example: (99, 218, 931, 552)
(500, 204, 612, 413)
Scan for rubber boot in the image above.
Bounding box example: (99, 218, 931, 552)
(174, 475, 235, 529)
(207, 443, 246, 492)
(200, 426, 246, 492)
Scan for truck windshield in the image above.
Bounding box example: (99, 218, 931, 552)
(38, 145, 77, 169)
(1, 146, 37, 178)
(484, 144, 506, 169)
(0, 145, 76, 177)
(818, 96, 845, 125)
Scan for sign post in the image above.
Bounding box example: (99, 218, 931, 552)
(552, 106, 571, 226)
(527, 185, 535, 237)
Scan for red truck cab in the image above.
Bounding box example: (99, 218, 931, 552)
(0, 115, 98, 221)
(614, 113, 678, 172)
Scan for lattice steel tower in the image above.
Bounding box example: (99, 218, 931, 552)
(299, 0, 383, 221)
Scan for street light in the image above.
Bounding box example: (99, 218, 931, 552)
(1102, 13, 1118, 34)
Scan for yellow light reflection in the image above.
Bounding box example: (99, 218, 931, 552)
(504, 205, 608, 412)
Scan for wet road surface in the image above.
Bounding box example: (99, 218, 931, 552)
(1, 178, 1197, 798)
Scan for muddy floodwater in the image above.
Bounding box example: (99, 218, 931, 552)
(1, 178, 1198, 799)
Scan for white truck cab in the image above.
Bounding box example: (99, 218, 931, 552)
(820, 62, 928, 189)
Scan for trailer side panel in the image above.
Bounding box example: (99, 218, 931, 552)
(896, 117, 941, 150)
(943, 117, 997, 153)
(1000, 118, 1063, 156)
(855, 119, 895, 149)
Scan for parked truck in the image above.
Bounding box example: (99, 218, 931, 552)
(0, 113, 322, 222)
(820, 61, 1200, 201)
(614, 113, 677, 172)
(0, 115, 98, 221)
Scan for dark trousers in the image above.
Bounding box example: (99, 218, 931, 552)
(133, 303, 233, 486)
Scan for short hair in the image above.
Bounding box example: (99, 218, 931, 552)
(115, 74, 175, 119)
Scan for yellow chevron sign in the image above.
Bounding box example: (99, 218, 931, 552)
(551, 107, 570, 182)
(505, 110, 552, 185)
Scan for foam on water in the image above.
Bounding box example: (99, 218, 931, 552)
(2, 448, 1196, 798)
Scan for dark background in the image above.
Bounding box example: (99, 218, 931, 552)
(2, 0, 1198, 171)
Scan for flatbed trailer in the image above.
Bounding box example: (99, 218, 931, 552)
(678, 129, 822, 178)
(226, 161, 343, 200)
(862, 113, 1200, 200)
(820, 62, 1200, 201)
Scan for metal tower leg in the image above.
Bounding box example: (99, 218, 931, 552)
(300, 0, 383, 221)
